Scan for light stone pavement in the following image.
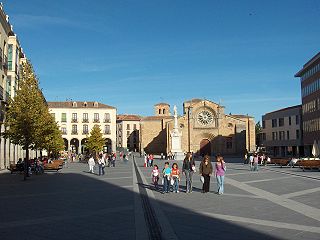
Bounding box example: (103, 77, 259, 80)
(0, 155, 319, 240)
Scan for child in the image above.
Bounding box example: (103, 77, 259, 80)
(162, 162, 172, 193)
(151, 165, 160, 189)
(171, 163, 180, 193)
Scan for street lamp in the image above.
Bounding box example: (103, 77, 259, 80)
(187, 102, 193, 153)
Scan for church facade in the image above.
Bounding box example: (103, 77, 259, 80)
(140, 99, 255, 157)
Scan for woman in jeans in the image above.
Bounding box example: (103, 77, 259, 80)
(182, 152, 195, 193)
(199, 155, 213, 193)
(215, 155, 226, 195)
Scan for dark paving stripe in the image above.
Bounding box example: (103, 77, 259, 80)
(134, 160, 162, 240)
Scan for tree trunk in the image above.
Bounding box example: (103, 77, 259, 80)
(24, 147, 29, 181)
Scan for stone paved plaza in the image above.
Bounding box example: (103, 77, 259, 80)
(0, 156, 319, 240)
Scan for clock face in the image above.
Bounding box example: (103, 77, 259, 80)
(197, 110, 214, 126)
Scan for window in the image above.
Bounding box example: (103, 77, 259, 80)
(262, 133, 266, 141)
(72, 101, 77, 107)
(104, 125, 110, 134)
(61, 113, 67, 122)
(279, 131, 285, 140)
(72, 113, 77, 122)
(61, 127, 67, 134)
(262, 120, 265, 129)
(287, 131, 290, 140)
(272, 119, 277, 128)
(51, 113, 55, 120)
(296, 130, 300, 139)
(83, 113, 88, 122)
(163, 109, 165, 114)
(288, 116, 292, 126)
(159, 109, 161, 114)
(133, 124, 137, 130)
(72, 125, 77, 134)
(127, 131, 130, 136)
(127, 124, 130, 130)
(94, 113, 99, 122)
(104, 113, 110, 122)
(272, 132, 278, 140)
(279, 118, 284, 127)
(8, 44, 12, 70)
(296, 115, 300, 125)
(83, 125, 88, 134)
(226, 137, 232, 149)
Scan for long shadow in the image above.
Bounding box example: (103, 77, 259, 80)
(0, 163, 308, 240)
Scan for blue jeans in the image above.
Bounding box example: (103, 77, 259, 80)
(163, 176, 170, 193)
(173, 177, 179, 192)
(185, 171, 193, 193)
(216, 175, 225, 194)
(253, 162, 259, 171)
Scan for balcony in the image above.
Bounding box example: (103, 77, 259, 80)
(104, 130, 111, 135)
(82, 119, 89, 123)
(71, 118, 78, 123)
(71, 131, 78, 135)
(82, 131, 89, 135)
(103, 118, 111, 123)
(93, 119, 100, 123)
(61, 131, 67, 135)
(3, 55, 8, 70)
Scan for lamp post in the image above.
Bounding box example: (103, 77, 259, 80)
(187, 104, 193, 153)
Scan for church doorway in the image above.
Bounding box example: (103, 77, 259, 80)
(200, 139, 211, 157)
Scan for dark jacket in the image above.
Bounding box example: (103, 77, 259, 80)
(182, 158, 195, 172)
(199, 161, 213, 175)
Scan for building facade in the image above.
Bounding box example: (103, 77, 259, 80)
(295, 52, 320, 156)
(140, 99, 255, 156)
(48, 101, 117, 154)
(0, 3, 33, 170)
(116, 114, 141, 152)
(261, 105, 303, 157)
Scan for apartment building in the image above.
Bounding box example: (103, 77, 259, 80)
(48, 101, 117, 154)
(116, 114, 141, 152)
(295, 52, 320, 155)
(261, 105, 303, 157)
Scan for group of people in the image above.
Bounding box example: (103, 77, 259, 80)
(245, 153, 271, 171)
(87, 152, 119, 175)
(151, 153, 226, 194)
(144, 154, 154, 167)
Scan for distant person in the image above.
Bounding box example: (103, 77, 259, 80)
(215, 155, 226, 195)
(151, 165, 160, 190)
(199, 155, 213, 193)
(249, 154, 254, 171)
(253, 154, 259, 171)
(182, 152, 196, 193)
(171, 163, 180, 193)
(88, 156, 95, 173)
(98, 154, 105, 175)
(162, 162, 172, 193)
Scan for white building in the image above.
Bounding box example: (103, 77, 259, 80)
(116, 114, 141, 152)
(48, 101, 117, 154)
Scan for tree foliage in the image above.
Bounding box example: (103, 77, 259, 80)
(86, 125, 105, 158)
(3, 60, 64, 158)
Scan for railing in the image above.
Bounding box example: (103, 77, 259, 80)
(93, 119, 100, 123)
(82, 119, 89, 123)
(71, 119, 78, 123)
(3, 55, 8, 70)
(71, 131, 78, 135)
(82, 131, 88, 135)
(61, 131, 67, 135)
(104, 119, 111, 123)
(104, 131, 111, 135)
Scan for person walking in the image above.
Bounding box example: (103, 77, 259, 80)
(182, 152, 196, 193)
(151, 165, 160, 190)
(88, 155, 95, 174)
(253, 154, 259, 171)
(199, 155, 213, 193)
(98, 154, 105, 175)
(215, 155, 226, 195)
(249, 154, 254, 171)
(171, 163, 180, 193)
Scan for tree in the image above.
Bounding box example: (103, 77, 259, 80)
(255, 121, 262, 148)
(3, 60, 49, 179)
(86, 125, 105, 158)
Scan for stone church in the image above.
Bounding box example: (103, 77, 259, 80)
(140, 99, 255, 157)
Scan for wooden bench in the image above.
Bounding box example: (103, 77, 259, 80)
(43, 162, 62, 172)
(298, 160, 320, 171)
(270, 158, 290, 167)
(52, 160, 64, 167)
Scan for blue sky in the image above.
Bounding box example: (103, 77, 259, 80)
(3, 0, 320, 121)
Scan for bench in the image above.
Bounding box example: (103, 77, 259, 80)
(270, 158, 290, 167)
(52, 160, 64, 167)
(43, 162, 62, 172)
(298, 160, 320, 171)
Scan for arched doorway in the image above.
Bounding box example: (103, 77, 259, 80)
(81, 138, 88, 154)
(104, 138, 112, 153)
(70, 138, 79, 154)
(63, 138, 68, 151)
(200, 139, 211, 157)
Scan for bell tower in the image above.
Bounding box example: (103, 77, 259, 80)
(154, 103, 170, 116)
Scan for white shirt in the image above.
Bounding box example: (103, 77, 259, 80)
(88, 157, 95, 166)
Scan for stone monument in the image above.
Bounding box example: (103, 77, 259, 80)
(170, 105, 184, 160)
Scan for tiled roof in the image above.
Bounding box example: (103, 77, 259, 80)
(48, 101, 116, 109)
(117, 114, 141, 121)
(141, 116, 174, 121)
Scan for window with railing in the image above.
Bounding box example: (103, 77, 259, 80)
(72, 125, 78, 134)
(83, 125, 88, 135)
(104, 113, 110, 122)
(82, 113, 89, 122)
(61, 113, 67, 122)
(94, 113, 100, 122)
(104, 125, 111, 134)
(8, 44, 13, 70)
(127, 124, 130, 130)
(61, 127, 67, 135)
(72, 113, 78, 123)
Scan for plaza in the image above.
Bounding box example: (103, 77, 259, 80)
(0, 156, 319, 240)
